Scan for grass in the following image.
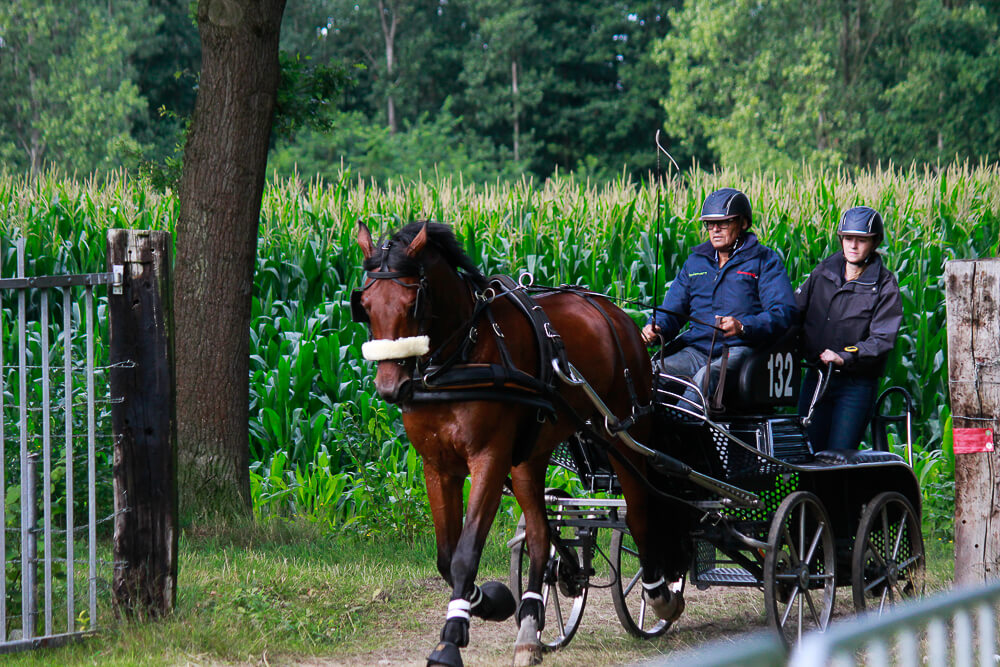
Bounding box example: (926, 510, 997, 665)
(4, 518, 956, 666)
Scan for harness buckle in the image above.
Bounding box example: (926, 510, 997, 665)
(543, 322, 560, 339)
(468, 327, 478, 344)
(477, 287, 496, 303)
(518, 272, 535, 288)
(492, 322, 505, 339)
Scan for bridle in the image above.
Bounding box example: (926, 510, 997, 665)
(350, 240, 429, 332)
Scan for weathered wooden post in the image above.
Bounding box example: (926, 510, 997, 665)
(945, 259, 1000, 585)
(107, 230, 177, 616)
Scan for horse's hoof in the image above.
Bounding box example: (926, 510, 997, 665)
(512, 641, 543, 667)
(647, 587, 685, 624)
(427, 640, 463, 667)
(472, 581, 516, 622)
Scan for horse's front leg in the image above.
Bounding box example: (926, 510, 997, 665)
(427, 454, 516, 667)
(424, 466, 464, 587)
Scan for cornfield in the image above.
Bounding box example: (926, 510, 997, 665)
(1, 163, 998, 539)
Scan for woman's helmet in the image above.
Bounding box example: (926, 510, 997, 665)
(700, 188, 752, 229)
(837, 206, 884, 246)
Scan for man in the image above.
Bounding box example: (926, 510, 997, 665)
(642, 188, 797, 406)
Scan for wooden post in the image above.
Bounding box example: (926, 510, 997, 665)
(107, 230, 177, 616)
(945, 259, 1000, 585)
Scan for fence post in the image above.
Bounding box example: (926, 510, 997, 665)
(107, 230, 177, 616)
(945, 259, 1000, 585)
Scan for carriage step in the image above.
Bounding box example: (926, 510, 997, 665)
(695, 567, 757, 585)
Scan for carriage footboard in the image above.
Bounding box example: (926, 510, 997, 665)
(551, 359, 761, 508)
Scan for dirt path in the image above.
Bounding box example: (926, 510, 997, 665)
(300, 577, 855, 667)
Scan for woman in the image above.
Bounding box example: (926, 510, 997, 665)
(795, 206, 903, 451)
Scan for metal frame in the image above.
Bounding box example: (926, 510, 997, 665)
(0, 239, 115, 653)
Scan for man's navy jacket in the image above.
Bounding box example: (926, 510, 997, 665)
(649, 233, 797, 356)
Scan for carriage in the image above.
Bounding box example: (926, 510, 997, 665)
(507, 335, 925, 648)
(351, 221, 925, 667)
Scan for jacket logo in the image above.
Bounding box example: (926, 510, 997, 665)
(689, 271, 707, 277)
(737, 270, 758, 279)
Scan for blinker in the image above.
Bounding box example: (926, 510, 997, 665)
(350, 289, 369, 324)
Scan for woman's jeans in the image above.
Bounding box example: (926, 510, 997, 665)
(798, 368, 877, 451)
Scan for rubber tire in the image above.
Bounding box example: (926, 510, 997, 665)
(764, 491, 836, 647)
(851, 491, 925, 614)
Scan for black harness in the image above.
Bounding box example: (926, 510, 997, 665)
(352, 250, 649, 464)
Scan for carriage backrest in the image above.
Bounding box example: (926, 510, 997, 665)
(723, 329, 802, 412)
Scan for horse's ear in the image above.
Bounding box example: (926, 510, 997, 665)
(358, 223, 375, 259)
(405, 222, 429, 258)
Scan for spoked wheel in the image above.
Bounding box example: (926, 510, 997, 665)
(764, 491, 836, 646)
(509, 509, 591, 649)
(852, 491, 925, 614)
(609, 529, 671, 638)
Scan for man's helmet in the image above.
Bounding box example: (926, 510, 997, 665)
(700, 188, 752, 229)
(837, 206, 884, 246)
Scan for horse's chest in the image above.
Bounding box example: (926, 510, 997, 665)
(402, 405, 519, 471)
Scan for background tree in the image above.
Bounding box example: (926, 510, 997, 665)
(175, 0, 287, 518)
(0, 0, 153, 175)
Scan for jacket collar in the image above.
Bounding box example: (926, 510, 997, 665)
(818, 250, 883, 286)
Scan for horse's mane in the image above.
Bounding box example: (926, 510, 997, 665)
(364, 221, 488, 289)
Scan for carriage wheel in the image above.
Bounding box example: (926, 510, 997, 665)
(508, 511, 590, 649)
(609, 529, 672, 639)
(764, 491, 836, 646)
(852, 491, 925, 614)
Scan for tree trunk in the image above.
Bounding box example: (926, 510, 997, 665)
(377, 0, 399, 134)
(175, 0, 286, 519)
(512, 59, 520, 162)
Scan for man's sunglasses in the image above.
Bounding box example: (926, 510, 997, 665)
(702, 218, 740, 230)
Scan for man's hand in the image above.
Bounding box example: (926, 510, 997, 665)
(718, 316, 744, 338)
(819, 349, 845, 366)
(641, 323, 660, 345)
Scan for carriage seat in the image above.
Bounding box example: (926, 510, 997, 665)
(721, 330, 802, 412)
(813, 448, 904, 465)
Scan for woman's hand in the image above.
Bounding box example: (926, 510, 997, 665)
(819, 349, 845, 366)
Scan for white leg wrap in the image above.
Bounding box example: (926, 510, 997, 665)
(361, 336, 430, 361)
(642, 576, 666, 591)
(446, 598, 471, 621)
(521, 591, 543, 603)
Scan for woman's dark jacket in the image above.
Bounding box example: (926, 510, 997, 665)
(795, 251, 902, 379)
(649, 233, 797, 356)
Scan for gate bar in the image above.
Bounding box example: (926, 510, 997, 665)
(41, 291, 53, 635)
(63, 287, 74, 633)
(86, 285, 97, 630)
(17, 238, 31, 640)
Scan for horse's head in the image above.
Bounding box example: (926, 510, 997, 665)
(352, 222, 432, 403)
(354, 220, 485, 404)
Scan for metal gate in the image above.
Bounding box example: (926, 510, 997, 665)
(0, 238, 118, 652)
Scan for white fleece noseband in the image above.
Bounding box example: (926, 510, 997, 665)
(362, 336, 430, 361)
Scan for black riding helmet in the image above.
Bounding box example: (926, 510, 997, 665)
(837, 206, 884, 246)
(699, 188, 752, 229)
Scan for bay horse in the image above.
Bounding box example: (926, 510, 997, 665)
(353, 221, 687, 667)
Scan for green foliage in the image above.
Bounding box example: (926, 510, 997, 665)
(268, 108, 518, 184)
(272, 52, 352, 142)
(0, 0, 155, 175)
(656, 0, 1000, 172)
(4, 165, 998, 539)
